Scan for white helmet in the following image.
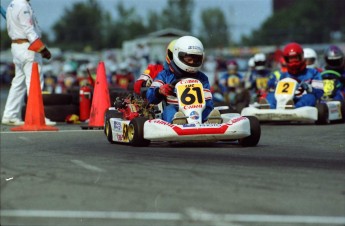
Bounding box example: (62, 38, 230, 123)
(172, 36, 204, 73)
(248, 57, 255, 68)
(303, 48, 318, 68)
(253, 53, 266, 70)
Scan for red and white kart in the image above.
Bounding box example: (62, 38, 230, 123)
(104, 78, 261, 147)
(241, 77, 344, 124)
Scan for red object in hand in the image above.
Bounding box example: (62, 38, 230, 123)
(134, 80, 145, 95)
(159, 84, 174, 96)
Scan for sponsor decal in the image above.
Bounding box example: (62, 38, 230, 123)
(116, 134, 123, 141)
(182, 124, 196, 128)
(180, 79, 200, 84)
(184, 105, 203, 110)
(187, 46, 203, 51)
(122, 124, 129, 141)
(189, 111, 199, 120)
(114, 121, 122, 131)
(148, 119, 174, 128)
(231, 117, 247, 124)
(199, 124, 222, 127)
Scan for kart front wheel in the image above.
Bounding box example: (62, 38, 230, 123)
(128, 117, 151, 147)
(238, 116, 261, 147)
(315, 103, 329, 125)
(340, 100, 345, 123)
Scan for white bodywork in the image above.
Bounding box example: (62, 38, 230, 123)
(241, 106, 318, 122)
(107, 113, 251, 143)
(143, 115, 250, 142)
(241, 78, 318, 122)
(325, 101, 343, 121)
(107, 78, 256, 144)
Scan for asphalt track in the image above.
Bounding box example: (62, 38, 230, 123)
(1, 120, 345, 226)
(1, 86, 345, 226)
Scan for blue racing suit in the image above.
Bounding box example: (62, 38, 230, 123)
(146, 69, 214, 123)
(266, 68, 324, 108)
(218, 72, 244, 93)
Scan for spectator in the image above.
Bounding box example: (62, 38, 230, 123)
(2, 0, 55, 125)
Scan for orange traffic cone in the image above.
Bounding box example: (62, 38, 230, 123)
(81, 61, 110, 130)
(11, 62, 58, 131)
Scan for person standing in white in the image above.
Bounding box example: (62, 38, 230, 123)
(2, 0, 55, 126)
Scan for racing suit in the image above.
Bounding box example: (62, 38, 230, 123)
(246, 69, 271, 102)
(146, 69, 214, 123)
(218, 72, 244, 93)
(2, 0, 47, 121)
(218, 72, 244, 105)
(134, 63, 164, 96)
(266, 68, 324, 108)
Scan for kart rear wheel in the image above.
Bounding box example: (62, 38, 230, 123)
(315, 103, 329, 125)
(128, 117, 151, 147)
(238, 116, 261, 147)
(105, 119, 115, 144)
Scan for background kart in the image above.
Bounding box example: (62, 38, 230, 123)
(241, 77, 344, 124)
(104, 78, 261, 147)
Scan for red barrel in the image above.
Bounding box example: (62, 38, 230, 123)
(79, 85, 92, 121)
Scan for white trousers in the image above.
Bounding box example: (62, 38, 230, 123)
(2, 43, 43, 120)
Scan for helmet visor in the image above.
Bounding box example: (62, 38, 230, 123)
(178, 52, 203, 67)
(284, 54, 302, 63)
(326, 58, 343, 67)
(305, 58, 316, 65)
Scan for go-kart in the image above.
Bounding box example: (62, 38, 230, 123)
(104, 78, 261, 147)
(241, 77, 344, 124)
(318, 70, 345, 123)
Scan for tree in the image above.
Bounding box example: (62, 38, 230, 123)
(107, 2, 147, 48)
(52, 0, 105, 51)
(199, 8, 230, 48)
(160, 0, 194, 32)
(241, 0, 345, 46)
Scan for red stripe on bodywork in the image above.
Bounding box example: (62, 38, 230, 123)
(172, 124, 229, 135)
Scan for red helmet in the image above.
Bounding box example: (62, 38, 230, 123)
(283, 42, 306, 75)
(227, 60, 238, 70)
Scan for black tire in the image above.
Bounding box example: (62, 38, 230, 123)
(235, 102, 247, 114)
(25, 93, 73, 105)
(67, 87, 82, 105)
(340, 100, 345, 123)
(104, 118, 115, 144)
(21, 104, 79, 122)
(128, 117, 150, 147)
(104, 109, 122, 134)
(238, 116, 261, 147)
(315, 103, 329, 125)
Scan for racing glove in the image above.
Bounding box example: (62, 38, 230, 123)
(300, 82, 313, 93)
(159, 84, 174, 96)
(40, 47, 52, 60)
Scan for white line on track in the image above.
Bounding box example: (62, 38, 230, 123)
(1, 210, 345, 224)
(71, 160, 106, 173)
